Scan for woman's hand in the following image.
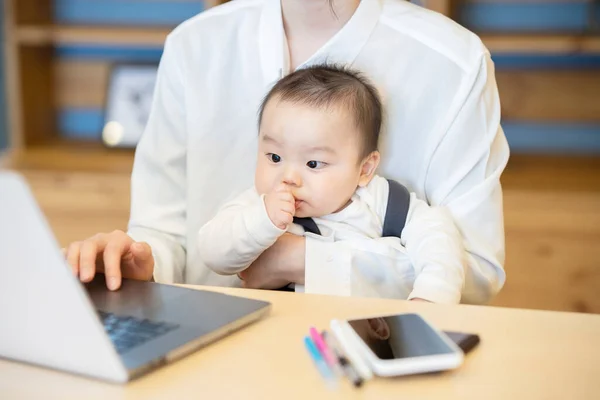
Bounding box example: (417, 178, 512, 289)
(239, 233, 305, 289)
(63, 230, 155, 291)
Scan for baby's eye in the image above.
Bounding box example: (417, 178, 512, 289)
(306, 160, 326, 169)
(267, 153, 281, 163)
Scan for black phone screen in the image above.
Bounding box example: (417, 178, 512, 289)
(348, 314, 456, 360)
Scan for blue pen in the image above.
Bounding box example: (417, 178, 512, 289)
(304, 335, 337, 389)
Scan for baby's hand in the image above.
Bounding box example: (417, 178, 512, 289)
(264, 184, 295, 230)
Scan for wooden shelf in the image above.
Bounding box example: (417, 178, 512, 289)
(501, 154, 600, 193)
(1, 142, 135, 173)
(15, 25, 600, 55)
(16, 25, 170, 47)
(482, 34, 600, 55)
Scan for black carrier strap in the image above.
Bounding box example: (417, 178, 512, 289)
(292, 217, 322, 235)
(382, 179, 411, 238)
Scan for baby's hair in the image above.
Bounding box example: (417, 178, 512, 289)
(258, 64, 382, 159)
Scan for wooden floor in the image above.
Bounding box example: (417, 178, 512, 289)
(2, 150, 600, 314)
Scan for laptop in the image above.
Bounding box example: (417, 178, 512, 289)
(0, 171, 271, 383)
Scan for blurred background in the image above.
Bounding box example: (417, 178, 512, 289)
(0, 0, 599, 313)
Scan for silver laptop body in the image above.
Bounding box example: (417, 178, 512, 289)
(0, 172, 271, 383)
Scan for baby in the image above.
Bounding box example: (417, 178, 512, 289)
(197, 65, 466, 303)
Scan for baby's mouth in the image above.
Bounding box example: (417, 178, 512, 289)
(294, 200, 303, 209)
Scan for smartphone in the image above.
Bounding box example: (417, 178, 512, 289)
(331, 313, 464, 377)
(443, 331, 480, 354)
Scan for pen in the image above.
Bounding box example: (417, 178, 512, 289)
(309, 326, 338, 368)
(328, 323, 374, 381)
(338, 355, 364, 388)
(322, 330, 364, 388)
(303, 335, 337, 389)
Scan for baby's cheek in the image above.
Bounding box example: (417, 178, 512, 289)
(255, 161, 275, 194)
(254, 171, 269, 195)
(318, 186, 344, 214)
(255, 177, 272, 195)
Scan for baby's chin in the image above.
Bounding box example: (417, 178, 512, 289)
(294, 210, 318, 219)
(294, 203, 338, 219)
(294, 202, 318, 219)
(294, 208, 313, 219)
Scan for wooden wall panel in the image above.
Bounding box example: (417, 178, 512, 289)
(497, 70, 600, 122)
(500, 155, 600, 192)
(19, 46, 56, 146)
(14, 0, 52, 25)
(491, 155, 600, 313)
(55, 60, 109, 109)
(21, 170, 131, 246)
(423, 0, 455, 16)
(503, 190, 600, 235)
(492, 230, 600, 314)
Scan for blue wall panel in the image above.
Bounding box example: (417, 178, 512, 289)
(58, 109, 104, 140)
(492, 54, 600, 70)
(54, 0, 204, 26)
(503, 122, 600, 154)
(459, 2, 594, 33)
(56, 46, 163, 62)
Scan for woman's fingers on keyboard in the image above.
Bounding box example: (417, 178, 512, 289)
(64, 230, 140, 290)
(65, 241, 82, 276)
(75, 232, 109, 283)
(102, 230, 134, 291)
(79, 237, 102, 283)
(130, 242, 154, 274)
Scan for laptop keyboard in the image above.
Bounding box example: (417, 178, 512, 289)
(98, 311, 180, 354)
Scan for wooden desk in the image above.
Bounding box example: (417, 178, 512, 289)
(1, 287, 599, 399)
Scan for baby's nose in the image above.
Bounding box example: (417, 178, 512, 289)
(282, 168, 302, 187)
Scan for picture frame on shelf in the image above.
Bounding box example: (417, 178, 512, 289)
(102, 63, 158, 148)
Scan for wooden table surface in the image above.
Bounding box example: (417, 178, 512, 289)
(1, 286, 599, 400)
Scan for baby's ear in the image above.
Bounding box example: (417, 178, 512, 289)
(358, 151, 380, 187)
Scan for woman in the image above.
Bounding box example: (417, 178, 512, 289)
(64, 0, 509, 304)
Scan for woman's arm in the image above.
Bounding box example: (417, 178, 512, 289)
(239, 233, 306, 289)
(127, 34, 188, 284)
(423, 53, 508, 304)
